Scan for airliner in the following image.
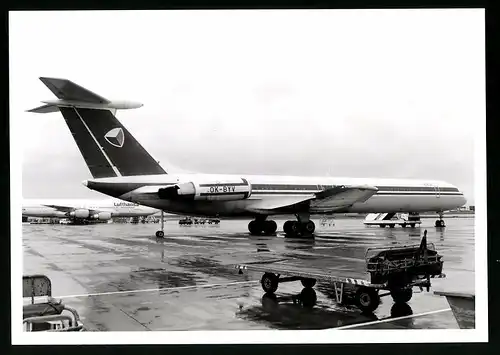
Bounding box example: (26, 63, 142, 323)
(27, 77, 467, 237)
(22, 198, 159, 223)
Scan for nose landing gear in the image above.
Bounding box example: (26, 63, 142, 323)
(435, 212, 446, 228)
(155, 210, 165, 238)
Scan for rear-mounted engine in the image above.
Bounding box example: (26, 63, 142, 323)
(158, 178, 252, 201)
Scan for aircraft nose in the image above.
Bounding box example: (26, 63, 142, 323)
(459, 193, 467, 207)
(454, 184, 467, 207)
(82, 180, 88, 187)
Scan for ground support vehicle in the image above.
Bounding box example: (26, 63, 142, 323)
(235, 231, 445, 313)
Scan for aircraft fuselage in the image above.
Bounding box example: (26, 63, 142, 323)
(83, 173, 466, 218)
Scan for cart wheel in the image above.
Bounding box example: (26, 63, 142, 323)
(261, 273, 279, 293)
(355, 287, 380, 313)
(261, 293, 278, 311)
(300, 288, 317, 308)
(301, 278, 317, 288)
(390, 288, 413, 303)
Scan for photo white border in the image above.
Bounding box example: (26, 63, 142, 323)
(10, 8, 488, 345)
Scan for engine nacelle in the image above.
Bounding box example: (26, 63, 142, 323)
(96, 212, 112, 220)
(69, 209, 90, 219)
(158, 178, 252, 201)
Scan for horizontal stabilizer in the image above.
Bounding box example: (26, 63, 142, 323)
(40, 77, 110, 103)
(27, 77, 143, 113)
(26, 104, 60, 113)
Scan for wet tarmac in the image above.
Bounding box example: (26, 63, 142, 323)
(22, 217, 475, 331)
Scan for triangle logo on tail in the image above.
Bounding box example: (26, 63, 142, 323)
(104, 128, 125, 148)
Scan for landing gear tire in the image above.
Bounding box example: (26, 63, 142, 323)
(355, 287, 380, 313)
(248, 220, 261, 235)
(391, 288, 413, 303)
(261, 273, 279, 294)
(300, 288, 317, 308)
(290, 221, 301, 236)
(263, 220, 278, 235)
(284, 220, 315, 238)
(435, 220, 445, 227)
(304, 221, 315, 234)
(249, 220, 277, 235)
(283, 220, 294, 235)
(301, 278, 316, 288)
(155, 231, 164, 238)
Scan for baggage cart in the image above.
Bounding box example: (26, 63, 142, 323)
(235, 231, 445, 313)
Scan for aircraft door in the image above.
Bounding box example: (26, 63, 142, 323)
(433, 184, 440, 198)
(424, 183, 440, 198)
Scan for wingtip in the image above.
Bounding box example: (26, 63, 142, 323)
(39, 76, 68, 82)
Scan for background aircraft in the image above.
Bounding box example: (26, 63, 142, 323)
(22, 198, 159, 223)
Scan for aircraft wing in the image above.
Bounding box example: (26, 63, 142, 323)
(42, 204, 101, 215)
(120, 183, 377, 215)
(309, 185, 378, 212)
(39, 77, 110, 103)
(246, 185, 378, 214)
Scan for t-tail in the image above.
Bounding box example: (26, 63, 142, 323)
(27, 77, 167, 178)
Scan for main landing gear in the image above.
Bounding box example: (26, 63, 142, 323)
(435, 212, 446, 228)
(283, 213, 315, 238)
(248, 214, 316, 238)
(248, 217, 278, 236)
(155, 210, 165, 238)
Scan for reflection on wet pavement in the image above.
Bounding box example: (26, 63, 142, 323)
(22, 217, 474, 331)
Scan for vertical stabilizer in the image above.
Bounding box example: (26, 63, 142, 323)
(27, 77, 167, 178)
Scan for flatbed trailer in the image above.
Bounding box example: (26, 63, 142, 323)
(235, 231, 445, 313)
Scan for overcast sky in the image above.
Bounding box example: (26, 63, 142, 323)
(11, 10, 483, 205)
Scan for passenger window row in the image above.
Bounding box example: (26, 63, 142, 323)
(251, 184, 459, 192)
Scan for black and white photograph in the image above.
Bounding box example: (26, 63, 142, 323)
(10, 8, 486, 344)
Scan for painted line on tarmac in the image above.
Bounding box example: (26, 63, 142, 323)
(57, 280, 260, 299)
(333, 308, 452, 330)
